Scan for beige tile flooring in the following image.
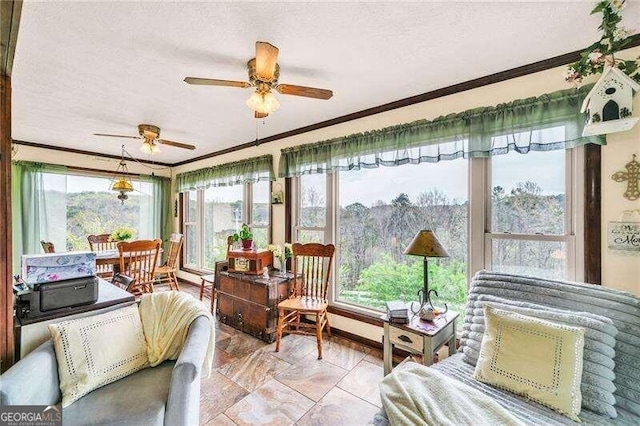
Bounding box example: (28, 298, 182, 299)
(177, 283, 386, 426)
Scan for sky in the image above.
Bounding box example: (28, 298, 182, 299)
(338, 149, 565, 207)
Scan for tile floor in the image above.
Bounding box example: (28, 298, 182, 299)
(176, 283, 386, 426)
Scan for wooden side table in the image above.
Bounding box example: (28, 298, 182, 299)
(381, 308, 458, 376)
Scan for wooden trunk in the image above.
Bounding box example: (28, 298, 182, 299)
(215, 270, 292, 342)
(227, 249, 273, 275)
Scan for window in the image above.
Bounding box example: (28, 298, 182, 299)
(203, 185, 244, 268)
(293, 174, 331, 243)
(293, 161, 469, 314)
(484, 148, 576, 280)
(182, 181, 270, 272)
(43, 171, 155, 251)
(292, 145, 581, 315)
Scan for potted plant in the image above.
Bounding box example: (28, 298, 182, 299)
(233, 224, 253, 250)
(109, 226, 135, 242)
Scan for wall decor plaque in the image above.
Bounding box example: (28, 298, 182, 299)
(607, 222, 640, 252)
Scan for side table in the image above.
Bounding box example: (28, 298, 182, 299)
(381, 308, 458, 376)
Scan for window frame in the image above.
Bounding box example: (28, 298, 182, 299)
(292, 147, 584, 315)
(475, 147, 583, 282)
(291, 173, 334, 245)
(181, 182, 271, 273)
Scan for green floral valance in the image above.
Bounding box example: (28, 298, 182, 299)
(175, 154, 274, 192)
(279, 85, 604, 177)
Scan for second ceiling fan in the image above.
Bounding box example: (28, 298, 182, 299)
(184, 41, 333, 118)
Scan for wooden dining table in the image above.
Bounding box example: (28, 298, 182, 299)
(94, 249, 163, 270)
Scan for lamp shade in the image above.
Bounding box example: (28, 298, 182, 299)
(111, 177, 134, 192)
(404, 230, 450, 258)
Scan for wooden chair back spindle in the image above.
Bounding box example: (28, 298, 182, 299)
(291, 243, 335, 301)
(117, 239, 161, 295)
(88, 234, 119, 252)
(40, 241, 55, 254)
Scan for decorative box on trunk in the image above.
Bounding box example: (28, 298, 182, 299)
(215, 270, 293, 342)
(21, 252, 97, 284)
(227, 248, 273, 275)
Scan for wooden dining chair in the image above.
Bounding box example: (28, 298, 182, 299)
(275, 242, 335, 360)
(88, 234, 118, 252)
(117, 239, 162, 296)
(40, 241, 55, 253)
(88, 234, 120, 279)
(154, 233, 183, 292)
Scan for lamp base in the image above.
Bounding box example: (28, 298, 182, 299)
(411, 289, 448, 318)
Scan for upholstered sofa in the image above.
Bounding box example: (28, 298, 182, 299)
(375, 271, 640, 425)
(0, 316, 210, 426)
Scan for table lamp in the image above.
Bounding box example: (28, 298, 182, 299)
(404, 230, 450, 314)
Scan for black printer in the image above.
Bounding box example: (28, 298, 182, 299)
(14, 276, 99, 321)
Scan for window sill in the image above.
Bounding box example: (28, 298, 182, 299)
(180, 267, 205, 276)
(327, 304, 383, 327)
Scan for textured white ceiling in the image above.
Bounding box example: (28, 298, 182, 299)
(11, 1, 640, 164)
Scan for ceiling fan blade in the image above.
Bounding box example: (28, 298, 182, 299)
(276, 84, 333, 100)
(255, 41, 279, 81)
(158, 139, 196, 150)
(93, 133, 140, 139)
(184, 77, 251, 88)
(255, 112, 268, 119)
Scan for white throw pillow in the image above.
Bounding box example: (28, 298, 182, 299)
(472, 305, 585, 422)
(48, 304, 149, 407)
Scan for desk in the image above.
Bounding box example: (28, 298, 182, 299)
(14, 278, 135, 360)
(381, 309, 458, 376)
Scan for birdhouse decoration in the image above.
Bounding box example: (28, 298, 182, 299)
(580, 67, 639, 137)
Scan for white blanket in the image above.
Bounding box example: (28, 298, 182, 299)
(380, 363, 525, 426)
(138, 291, 215, 377)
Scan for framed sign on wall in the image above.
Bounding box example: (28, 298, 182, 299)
(607, 222, 640, 252)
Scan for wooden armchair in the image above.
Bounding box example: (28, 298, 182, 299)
(40, 241, 55, 253)
(117, 239, 162, 296)
(88, 234, 119, 279)
(154, 233, 183, 291)
(275, 242, 335, 359)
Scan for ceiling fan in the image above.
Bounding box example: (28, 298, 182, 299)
(184, 41, 333, 118)
(94, 124, 196, 155)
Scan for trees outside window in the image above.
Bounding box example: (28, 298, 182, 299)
(182, 181, 270, 272)
(335, 162, 468, 313)
(44, 172, 154, 252)
(487, 149, 571, 279)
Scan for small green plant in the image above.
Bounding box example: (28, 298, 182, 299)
(232, 224, 253, 242)
(109, 226, 135, 242)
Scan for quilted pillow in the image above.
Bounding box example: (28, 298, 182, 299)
(48, 305, 149, 407)
(466, 295, 618, 418)
(473, 305, 585, 422)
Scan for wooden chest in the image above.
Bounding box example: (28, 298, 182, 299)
(227, 249, 273, 275)
(215, 270, 292, 342)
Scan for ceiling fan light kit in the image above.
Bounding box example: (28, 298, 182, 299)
(246, 90, 280, 114)
(140, 140, 161, 155)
